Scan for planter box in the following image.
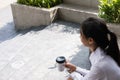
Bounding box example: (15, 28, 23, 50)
(107, 23, 120, 37)
(11, 3, 58, 30)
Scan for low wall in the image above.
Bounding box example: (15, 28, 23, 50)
(107, 23, 120, 37)
(11, 3, 58, 30)
(63, 0, 99, 9)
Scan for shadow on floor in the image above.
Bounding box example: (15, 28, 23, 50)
(0, 22, 17, 43)
(0, 22, 47, 43)
(70, 44, 91, 70)
(0, 20, 80, 43)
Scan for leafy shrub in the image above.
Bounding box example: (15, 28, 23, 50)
(17, 0, 63, 8)
(99, 0, 120, 23)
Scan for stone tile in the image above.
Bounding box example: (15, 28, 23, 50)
(0, 20, 91, 80)
(0, 3, 90, 80)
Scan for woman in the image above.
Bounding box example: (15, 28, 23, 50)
(65, 17, 120, 80)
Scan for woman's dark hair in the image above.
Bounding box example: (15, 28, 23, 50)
(80, 17, 120, 67)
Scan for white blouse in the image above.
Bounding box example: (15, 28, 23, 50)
(70, 47, 120, 80)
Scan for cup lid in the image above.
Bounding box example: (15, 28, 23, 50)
(56, 56, 66, 63)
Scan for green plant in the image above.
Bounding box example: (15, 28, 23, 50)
(17, 0, 63, 8)
(99, 0, 120, 23)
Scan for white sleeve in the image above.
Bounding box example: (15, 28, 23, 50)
(83, 66, 104, 80)
(70, 66, 104, 80)
(70, 72, 83, 80)
(76, 67, 90, 76)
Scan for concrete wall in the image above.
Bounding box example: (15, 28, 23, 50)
(64, 0, 99, 9)
(11, 3, 57, 30)
(58, 8, 98, 24)
(57, 4, 98, 24)
(107, 23, 120, 37)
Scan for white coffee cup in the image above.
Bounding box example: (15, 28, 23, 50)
(56, 56, 66, 71)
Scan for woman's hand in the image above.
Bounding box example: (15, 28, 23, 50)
(64, 62, 76, 73)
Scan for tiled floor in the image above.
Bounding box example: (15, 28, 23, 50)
(0, 4, 90, 80)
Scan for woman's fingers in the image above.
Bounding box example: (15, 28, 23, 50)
(64, 62, 76, 73)
(64, 62, 72, 68)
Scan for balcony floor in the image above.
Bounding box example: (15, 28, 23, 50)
(0, 4, 91, 80)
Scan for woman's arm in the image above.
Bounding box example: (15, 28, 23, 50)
(64, 62, 89, 76)
(70, 65, 104, 80)
(76, 67, 90, 76)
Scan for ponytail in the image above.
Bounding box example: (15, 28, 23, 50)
(106, 31, 120, 67)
